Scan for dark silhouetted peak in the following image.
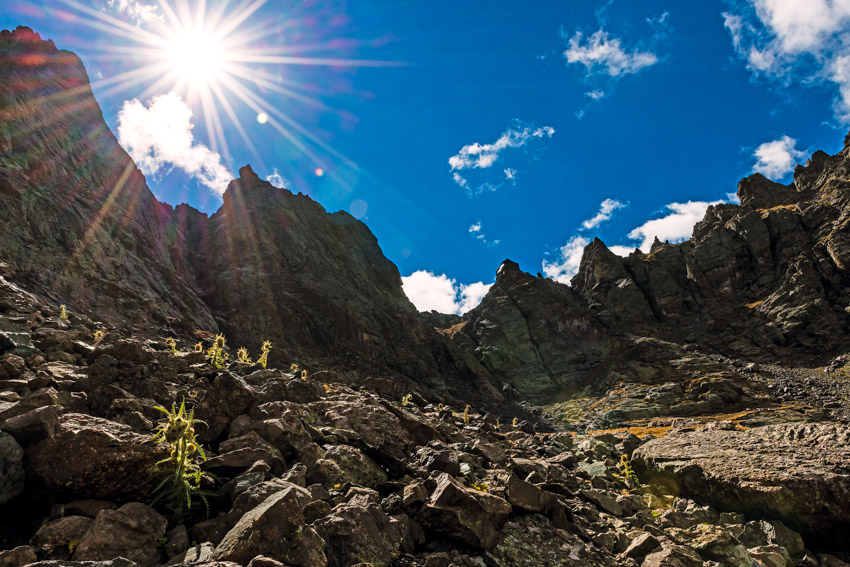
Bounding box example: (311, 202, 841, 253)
(0, 26, 58, 53)
(736, 172, 800, 209)
(238, 164, 262, 184)
(495, 259, 534, 286)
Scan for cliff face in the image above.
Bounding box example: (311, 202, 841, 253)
(0, 26, 448, 381)
(0, 26, 216, 335)
(571, 144, 850, 360)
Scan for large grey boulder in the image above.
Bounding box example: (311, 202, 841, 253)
(633, 422, 850, 546)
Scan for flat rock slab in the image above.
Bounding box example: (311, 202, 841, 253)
(633, 422, 850, 545)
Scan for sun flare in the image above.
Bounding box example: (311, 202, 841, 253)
(166, 30, 225, 85)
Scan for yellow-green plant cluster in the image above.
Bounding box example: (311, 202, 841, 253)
(165, 337, 178, 354)
(151, 400, 214, 521)
(257, 341, 271, 369)
(205, 334, 229, 369)
(236, 347, 252, 364)
(59, 305, 68, 319)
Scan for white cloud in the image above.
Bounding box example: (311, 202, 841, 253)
(106, 0, 161, 25)
(752, 135, 806, 179)
(609, 245, 636, 257)
(266, 169, 291, 189)
(401, 270, 492, 315)
(724, 0, 850, 122)
(117, 93, 233, 197)
(449, 122, 554, 193)
(542, 235, 590, 284)
(458, 282, 491, 313)
(564, 29, 659, 77)
(627, 201, 722, 252)
(586, 89, 606, 100)
(581, 198, 626, 230)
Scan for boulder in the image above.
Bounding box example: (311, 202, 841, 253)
(416, 473, 511, 549)
(72, 502, 167, 567)
(31, 516, 93, 559)
(314, 495, 402, 567)
(634, 422, 850, 546)
(25, 414, 166, 500)
(195, 372, 254, 442)
(213, 486, 327, 566)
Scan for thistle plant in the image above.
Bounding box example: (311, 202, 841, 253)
(236, 347, 253, 364)
(165, 337, 178, 354)
(257, 341, 271, 369)
(59, 305, 68, 319)
(205, 334, 228, 369)
(150, 400, 214, 522)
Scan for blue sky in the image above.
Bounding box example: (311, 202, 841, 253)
(2, 0, 848, 313)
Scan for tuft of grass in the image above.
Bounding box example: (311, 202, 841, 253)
(59, 305, 68, 319)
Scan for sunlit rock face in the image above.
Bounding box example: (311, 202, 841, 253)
(568, 146, 850, 361)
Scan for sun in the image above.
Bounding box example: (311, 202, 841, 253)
(165, 29, 225, 85)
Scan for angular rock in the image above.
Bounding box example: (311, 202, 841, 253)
(25, 414, 166, 500)
(195, 372, 254, 442)
(213, 486, 327, 566)
(416, 473, 511, 549)
(72, 502, 167, 567)
(634, 422, 850, 546)
(0, 545, 37, 567)
(314, 495, 402, 567)
(31, 516, 93, 559)
(0, 430, 24, 504)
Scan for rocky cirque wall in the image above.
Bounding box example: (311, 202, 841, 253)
(0, 27, 474, 394)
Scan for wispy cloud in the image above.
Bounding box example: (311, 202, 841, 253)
(752, 135, 806, 179)
(469, 222, 500, 246)
(106, 0, 161, 25)
(117, 92, 232, 197)
(724, 0, 850, 122)
(542, 197, 625, 283)
(542, 236, 590, 284)
(581, 198, 626, 230)
(543, 198, 723, 283)
(266, 169, 292, 190)
(627, 201, 723, 252)
(449, 121, 555, 193)
(562, 12, 668, 118)
(563, 29, 659, 77)
(401, 270, 492, 315)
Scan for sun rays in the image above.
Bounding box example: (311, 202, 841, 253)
(52, 0, 400, 192)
